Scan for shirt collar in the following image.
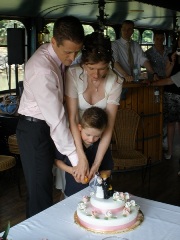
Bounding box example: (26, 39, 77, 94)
(47, 43, 62, 67)
(120, 37, 131, 45)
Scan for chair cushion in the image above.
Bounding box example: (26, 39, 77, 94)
(112, 149, 147, 169)
(8, 134, 20, 154)
(0, 155, 16, 171)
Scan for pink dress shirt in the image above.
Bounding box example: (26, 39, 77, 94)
(18, 43, 78, 166)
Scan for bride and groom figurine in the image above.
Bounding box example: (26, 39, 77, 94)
(95, 172, 114, 199)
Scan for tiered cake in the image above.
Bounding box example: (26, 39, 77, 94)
(75, 175, 143, 233)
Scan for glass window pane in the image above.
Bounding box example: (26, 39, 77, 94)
(0, 20, 25, 92)
(132, 29, 140, 43)
(142, 30, 153, 44)
(46, 22, 54, 40)
(83, 24, 94, 35)
(105, 26, 116, 41)
(0, 20, 24, 46)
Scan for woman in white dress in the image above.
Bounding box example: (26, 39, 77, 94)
(65, 32, 123, 181)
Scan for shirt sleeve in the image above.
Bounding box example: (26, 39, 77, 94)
(171, 71, 180, 87)
(135, 42, 148, 66)
(106, 74, 123, 105)
(65, 67, 79, 98)
(111, 41, 119, 62)
(29, 70, 77, 159)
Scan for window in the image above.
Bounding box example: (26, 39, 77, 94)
(0, 20, 26, 93)
(82, 24, 94, 35)
(105, 26, 116, 41)
(132, 29, 140, 43)
(142, 30, 153, 44)
(46, 22, 54, 40)
(141, 30, 153, 51)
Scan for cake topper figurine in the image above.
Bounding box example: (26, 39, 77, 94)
(89, 172, 114, 199)
(95, 175, 104, 198)
(101, 172, 114, 199)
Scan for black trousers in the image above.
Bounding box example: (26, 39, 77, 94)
(16, 118, 55, 218)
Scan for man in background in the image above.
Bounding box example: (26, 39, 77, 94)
(111, 20, 159, 82)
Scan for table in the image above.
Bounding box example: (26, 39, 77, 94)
(2, 187, 180, 240)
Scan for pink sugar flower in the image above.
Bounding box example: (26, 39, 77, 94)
(105, 210, 112, 218)
(78, 202, 86, 210)
(82, 196, 89, 203)
(123, 207, 130, 216)
(119, 192, 124, 199)
(91, 210, 98, 217)
(113, 192, 120, 200)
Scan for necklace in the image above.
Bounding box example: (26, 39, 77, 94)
(92, 80, 101, 92)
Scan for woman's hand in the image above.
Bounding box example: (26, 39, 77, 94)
(72, 157, 89, 182)
(88, 162, 100, 181)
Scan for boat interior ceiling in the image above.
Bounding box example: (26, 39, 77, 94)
(0, 0, 179, 31)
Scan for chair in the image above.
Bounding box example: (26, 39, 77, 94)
(8, 134, 20, 155)
(0, 155, 16, 171)
(0, 154, 21, 196)
(111, 108, 151, 190)
(8, 134, 21, 196)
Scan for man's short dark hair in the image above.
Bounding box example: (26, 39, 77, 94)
(81, 107, 108, 130)
(121, 20, 134, 28)
(53, 16, 84, 46)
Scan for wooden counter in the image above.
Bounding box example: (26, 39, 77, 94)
(119, 81, 163, 164)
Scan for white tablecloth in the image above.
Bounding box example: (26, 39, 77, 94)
(2, 187, 180, 240)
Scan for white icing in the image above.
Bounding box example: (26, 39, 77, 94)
(90, 195, 124, 211)
(77, 193, 139, 231)
(77, 201, 138, 228)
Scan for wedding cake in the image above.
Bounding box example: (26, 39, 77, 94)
(75, 174, 143, 233)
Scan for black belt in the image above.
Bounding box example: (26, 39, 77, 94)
(20, 115, 45, 123)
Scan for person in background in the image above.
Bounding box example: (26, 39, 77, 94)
(150, 69, 180, 167)
(145, 30, 171, 78)
(111, 20, 159, 82)
(145, 30, 171, 151)
(16, 16, 85, 218)
(65, 32, 123, 181)
(150, 71, 180, 95)
(55, 107, 114, 197)
(163, 35, 180, 160)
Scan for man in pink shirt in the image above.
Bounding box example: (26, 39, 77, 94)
(16, 16, 86, 218)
